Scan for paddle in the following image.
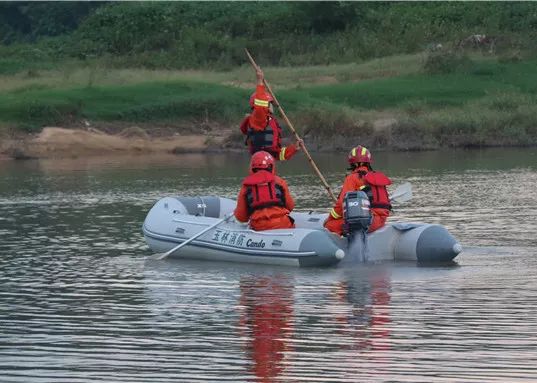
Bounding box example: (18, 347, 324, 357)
(244, 48, 337, 204)
(151, 213, 233, 260)
(389, 182, 412, 204)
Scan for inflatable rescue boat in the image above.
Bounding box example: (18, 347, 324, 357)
(143, 196, 462, 267)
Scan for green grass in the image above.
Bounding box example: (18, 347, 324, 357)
(0, 81, 250, 130)
(295, 59, 537, 110)
(0, 52, 429, 130)
(0, 53, 424, 93)
(1, 55, 537, 148)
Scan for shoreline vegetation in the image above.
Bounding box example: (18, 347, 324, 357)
(1, 2, 537, 159)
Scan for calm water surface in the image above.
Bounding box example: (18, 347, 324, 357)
(1, 148, 536, 382)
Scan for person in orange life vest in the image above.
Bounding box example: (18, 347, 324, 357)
(234, 151, 295, 231)
(324, 146, 392, 236)
(239, 67, 302, 161)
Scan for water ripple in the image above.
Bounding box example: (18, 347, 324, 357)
(1, 151, 536, 382)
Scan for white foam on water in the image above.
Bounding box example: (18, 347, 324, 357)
(339, 231, 368, 266)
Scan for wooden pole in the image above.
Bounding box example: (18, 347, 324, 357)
(244, 49, 337, 203)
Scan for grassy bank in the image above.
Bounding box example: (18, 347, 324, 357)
(1, 53, 537, 150)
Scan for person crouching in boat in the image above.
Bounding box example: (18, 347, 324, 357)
(324, 146, 392, 236)
(239, 67, 302, 161)
(234, 151, 295, 231)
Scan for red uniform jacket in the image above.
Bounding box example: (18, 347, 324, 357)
(235, 172, 295, 231)
(325, 167, 391, 235)
(240, 84, 298, 161)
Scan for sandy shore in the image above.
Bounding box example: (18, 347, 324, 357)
(0, 126, 233, 160)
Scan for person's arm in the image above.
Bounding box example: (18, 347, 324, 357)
(277, 142, 302, 161)
(278, 145, 296, 161)
(239, 116, 250, 135)
(234, 186, 250, 223)
(249, 85, 269, 130)
(274, 120, 302, 160)
(255, 66, 264, 86)
(249, 69, 270, 131)
(329, 174, 356, 219)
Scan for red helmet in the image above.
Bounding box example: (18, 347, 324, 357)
(249, 92, 274, 109)
(250, 151, 275, 174)
(348, 145, 372, 165)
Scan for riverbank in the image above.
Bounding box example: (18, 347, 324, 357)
(1, 105, 536, 160)
(1, 53, 537, 159)
(1, 113, 534, 160)
(0, 117, 401, 159)
(0, 126, 234, 160)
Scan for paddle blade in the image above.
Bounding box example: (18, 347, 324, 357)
(390, 182, 413, 204)
(149, 250, 171, 261)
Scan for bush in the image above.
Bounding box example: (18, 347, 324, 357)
(294, 104, 373, 137)
(4, 3, 537, 72)
(24, 101, 82, 125)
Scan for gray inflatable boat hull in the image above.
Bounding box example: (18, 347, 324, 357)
(142, 196, 462, 267)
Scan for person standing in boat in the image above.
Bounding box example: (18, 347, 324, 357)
(240, 67, 302, 161)
(324, 146, 392, 236)
(234, 151, 295, 231)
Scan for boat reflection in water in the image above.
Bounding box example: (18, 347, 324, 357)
(237, 268, 392, 382)
(332, 270, 391, 354)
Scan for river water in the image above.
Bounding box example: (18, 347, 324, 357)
(1, 148, 536, 382)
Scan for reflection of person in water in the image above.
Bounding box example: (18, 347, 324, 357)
(238, 275, 294, 382)
(333, 271, 391, 352)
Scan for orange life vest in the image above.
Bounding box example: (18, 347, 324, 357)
(360, 171, 392, 210)
(246, 117, 282, 155)
(243, 170, 285, 213)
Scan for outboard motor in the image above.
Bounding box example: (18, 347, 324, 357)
(341, 191, 372, 264)
(343, 191, 371, 237)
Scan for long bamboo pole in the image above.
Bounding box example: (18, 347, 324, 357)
(244, 49, 337, 203)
